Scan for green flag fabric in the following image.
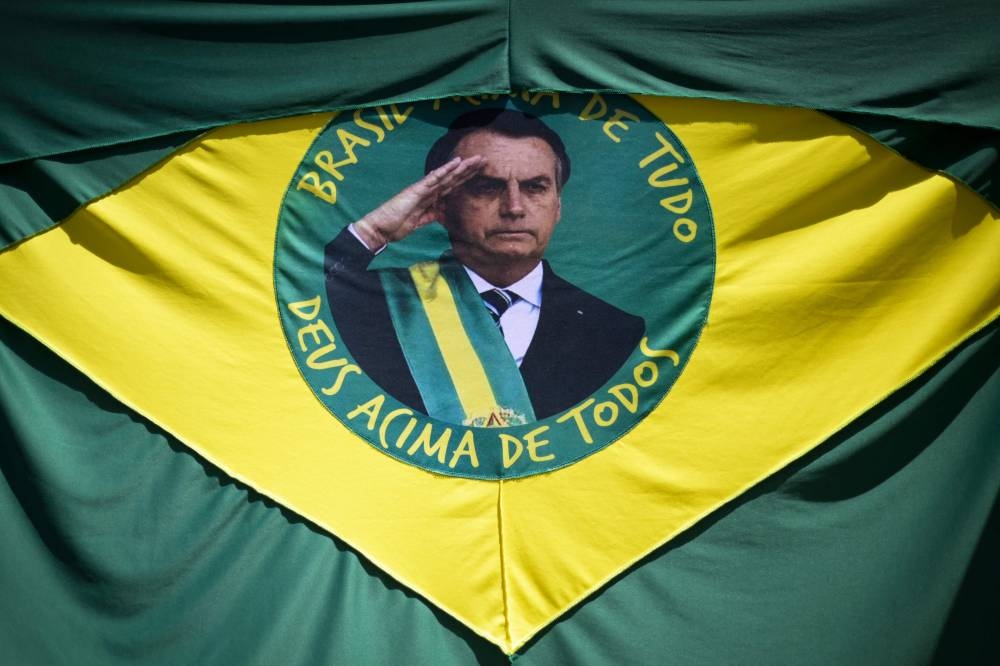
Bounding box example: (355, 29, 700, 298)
(4, 1, 999, 165)
(3, 302, 997, 664)
(2, 2, 999, 664)
(3, 2, 998, 249)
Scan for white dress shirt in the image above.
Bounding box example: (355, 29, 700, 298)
(464, 264, 543, 367)
(347, 225, 542, 366)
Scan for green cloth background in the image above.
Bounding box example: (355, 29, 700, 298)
(3, 315, 997, 665)
(3, 1, 998, 250)
(2, 1, 997, 251)
(2, 2, 999, 663)
(3, 1, 999, 164)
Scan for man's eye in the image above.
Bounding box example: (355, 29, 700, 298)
(522, 181, 550, 194)
(465, 178, 504, 196)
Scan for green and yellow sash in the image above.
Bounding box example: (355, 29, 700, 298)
(380, 258, 536, 426)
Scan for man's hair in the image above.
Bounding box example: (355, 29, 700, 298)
(424, 108, 571, 189)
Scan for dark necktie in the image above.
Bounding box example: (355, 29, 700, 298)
(481, 288, 519, 335)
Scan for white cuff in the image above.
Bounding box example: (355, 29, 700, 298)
(348, 223, 387, 254)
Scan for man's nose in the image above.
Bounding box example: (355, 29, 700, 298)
(500, 179, 525, 218)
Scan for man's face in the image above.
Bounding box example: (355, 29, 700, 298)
(438, 130, 562, 274)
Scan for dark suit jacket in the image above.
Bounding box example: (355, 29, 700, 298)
(324, 228, 645, 420)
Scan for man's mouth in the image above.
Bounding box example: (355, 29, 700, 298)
(489, 229, 534, 238)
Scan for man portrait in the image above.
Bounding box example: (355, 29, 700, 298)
(325, 108, 644, 424)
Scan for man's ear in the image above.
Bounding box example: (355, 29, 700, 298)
(555, 195, 562, 224)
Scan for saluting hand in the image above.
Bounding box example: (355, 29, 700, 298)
(351, 156, 485, 251)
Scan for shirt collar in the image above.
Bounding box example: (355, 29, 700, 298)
(463, 262, 544, 308)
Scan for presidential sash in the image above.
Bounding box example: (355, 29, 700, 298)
(380, 257, 537, 426)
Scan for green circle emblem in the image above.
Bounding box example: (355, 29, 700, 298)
(275, 92, 715, 479)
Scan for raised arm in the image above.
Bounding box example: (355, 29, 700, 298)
(349, 155, 484, 250)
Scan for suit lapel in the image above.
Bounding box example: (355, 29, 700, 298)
(519, 263, 581, 406)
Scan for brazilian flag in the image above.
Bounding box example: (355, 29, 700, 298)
(2, 3, 998, 664)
